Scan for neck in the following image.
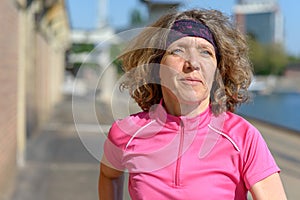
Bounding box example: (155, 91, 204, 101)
(163, 96, 210, 117)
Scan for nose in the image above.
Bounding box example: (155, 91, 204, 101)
(183, 53, 200, 72)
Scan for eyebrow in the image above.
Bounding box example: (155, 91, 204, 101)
(197, 44, 215, 51)
(168, 42, 187, 49)
(170, 41, 214, 51)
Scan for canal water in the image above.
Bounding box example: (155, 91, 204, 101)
(237, 92, 300, 132)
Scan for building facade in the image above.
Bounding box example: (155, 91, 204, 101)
(234, 0, 284, 44)
(0, 0, 70, 197)
(140, 0, 181, 24)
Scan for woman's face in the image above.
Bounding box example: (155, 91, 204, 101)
(160, 36, 218, 105)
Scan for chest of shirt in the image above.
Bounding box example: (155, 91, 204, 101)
(126, 133, 246, 200)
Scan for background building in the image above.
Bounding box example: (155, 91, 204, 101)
(140, 0, 181, 24)
(0, 0, 70, 197)
(234, 0, 284, 44)
(66, 0, 119, 103)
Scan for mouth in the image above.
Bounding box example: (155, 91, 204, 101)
(179, 77, 203, 85)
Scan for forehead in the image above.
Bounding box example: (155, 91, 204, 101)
(168, 36, 214, 49)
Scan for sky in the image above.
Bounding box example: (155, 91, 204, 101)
(66, 0, 300, 56)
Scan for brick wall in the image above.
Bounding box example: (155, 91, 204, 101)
(0, 0, 19, 195)
(0, 0, 69, 196)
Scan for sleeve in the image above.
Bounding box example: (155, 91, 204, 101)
(102, 121, 126, 171)
(242, 127, 280, 189)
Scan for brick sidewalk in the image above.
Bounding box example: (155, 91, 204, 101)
(9, 96, 112, 200)
(248, 119, 300, 199)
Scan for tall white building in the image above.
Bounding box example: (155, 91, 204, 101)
(234, 0, 284, 44)
(237, 0, 277, 4)
(140, 0, 181, 24)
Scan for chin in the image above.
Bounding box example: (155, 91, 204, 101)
(178, 96, 208, 105)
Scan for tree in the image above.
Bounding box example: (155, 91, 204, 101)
(288, 54, 300, 63)
(247, 36, 288, 75)
(265, 43, 289, 75)
(110, 43, 125, 75)
(70, 43, 95, 54)
(130, 9, 144, 26)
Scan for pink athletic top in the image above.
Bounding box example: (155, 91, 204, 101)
(103, 103, 280, 200)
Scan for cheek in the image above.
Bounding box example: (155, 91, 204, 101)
(159, 65, 177, 87)
(160, 56, 183, 72)
(159, 57, 180, 82)
(202, 64, 217, 88)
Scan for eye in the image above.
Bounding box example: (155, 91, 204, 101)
(169, 48, 184, 56)
(200, 49, 213, 57)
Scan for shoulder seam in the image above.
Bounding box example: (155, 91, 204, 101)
(208, 124, 241, 152)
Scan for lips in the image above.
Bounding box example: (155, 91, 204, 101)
(179, 76, 203, 85)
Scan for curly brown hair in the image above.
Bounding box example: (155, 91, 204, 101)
(119, 9, 253, 116)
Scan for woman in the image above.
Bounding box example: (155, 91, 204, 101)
(99, 9, 287, 200)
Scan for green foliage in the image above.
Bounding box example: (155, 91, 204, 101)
(266, 43, 289, 75)
(71, 62, 100, 76)
(110, 44, 125, 75)
(248, 37, 289, 75)
(288, 54, 300, 63)
(70, 43, 95, 53)
(130, 9, 144, 26)
(67, 43, 98, 76)
(69, 42, 125, 76)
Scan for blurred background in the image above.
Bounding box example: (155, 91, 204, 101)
(0, 0, 299, 199)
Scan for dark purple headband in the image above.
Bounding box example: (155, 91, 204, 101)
(167, 19, 218, 52)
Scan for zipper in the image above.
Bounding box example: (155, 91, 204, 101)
(175, 120, 184, 187)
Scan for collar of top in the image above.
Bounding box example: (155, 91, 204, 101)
(148, 99, 211, 131)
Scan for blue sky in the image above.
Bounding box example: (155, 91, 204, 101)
(66, 0, 300, 56)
